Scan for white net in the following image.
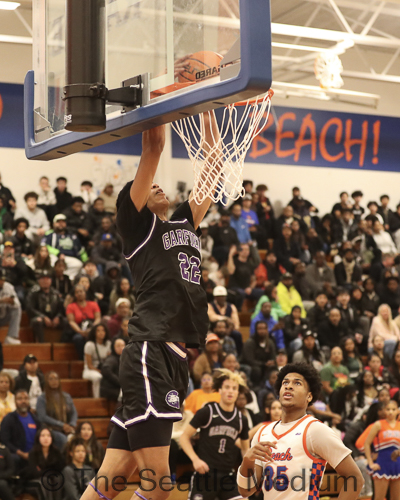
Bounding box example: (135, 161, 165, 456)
(172, 90, 273, 206)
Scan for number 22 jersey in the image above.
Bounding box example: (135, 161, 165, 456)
(116, 196, 208, 347)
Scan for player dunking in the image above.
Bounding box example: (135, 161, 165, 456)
(237, 363, 364, 500)
(80, 113, 220, 500)
(180, 368, 249, 500)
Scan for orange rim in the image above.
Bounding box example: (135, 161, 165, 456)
(231, 88, 274, 107)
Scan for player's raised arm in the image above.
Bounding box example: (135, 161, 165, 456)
(130, 125, 165, 211)
(189, 110, 222, 229)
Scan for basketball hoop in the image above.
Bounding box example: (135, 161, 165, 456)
(172, 89, 273, 206)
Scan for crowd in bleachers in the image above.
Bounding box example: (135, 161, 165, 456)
(0, 173, 400, 498)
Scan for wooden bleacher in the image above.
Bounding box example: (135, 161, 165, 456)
(6, 311, 344, 500)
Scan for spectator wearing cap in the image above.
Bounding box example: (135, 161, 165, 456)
(100, 183, 117, 214)
(107, 298, 131, 338)
(276, 272, 306, 318)
(91, 233, 123, 272)
(208, 210, 239, 267)
(79, 180, 96, 211)
(54, 176, 73, 213)
(14, 191, 49, 247)
(305, 251, 336, 298)
(250, 301, 285, 350)
(334, 248, 363, 288)
(227, 243, 262, 311)
(351, 190, 364, 222)
(192, 334, 223, 383)
(44, 214, 88, 279)
(10, 217, 34, 259)
(372, 219, 397, 254)
(230, 203, 252, 245)
(292, 329, 325, 371)
(26, 269, 64, 343)
(273, 224, 302, 272)
(0, 389, 40, 471)
(63, 196, 94, 247)
(92, 215, 122, 250)
(242, 194, 267, 249)
(241, 321, 276, 387)
(207, 285, 242, 353)
(0, 268, 22, 344)
(14, 355, 45, 411)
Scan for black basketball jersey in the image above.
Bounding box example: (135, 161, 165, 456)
(116, 196, 208, 347)
(190, 402, 249, 472)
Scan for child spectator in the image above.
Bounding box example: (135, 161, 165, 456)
(62, 437, 94, 500)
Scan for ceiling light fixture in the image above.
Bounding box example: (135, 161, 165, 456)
(0, 1, 20, 10)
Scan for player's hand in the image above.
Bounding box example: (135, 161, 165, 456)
(244, 441, 277, 464)
(193, 458, 209, 474)
(142, 125, 165, 156)
(369, 463, 380, 471)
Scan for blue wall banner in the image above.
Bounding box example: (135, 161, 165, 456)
(0, 83, 142, 155)
(1, 81, 398, 169)
(172, 105, 400, 173)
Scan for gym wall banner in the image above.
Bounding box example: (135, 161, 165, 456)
(172, 105, 400, 173)
(0, 83, 141, 155)
(0, 82, 397, 170)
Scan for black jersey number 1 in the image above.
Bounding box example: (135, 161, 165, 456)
(178, 252, 201, 284)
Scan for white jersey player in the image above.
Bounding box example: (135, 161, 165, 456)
(237, 363, 364, 500)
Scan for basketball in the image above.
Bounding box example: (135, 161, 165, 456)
(178, 51, 223, 83)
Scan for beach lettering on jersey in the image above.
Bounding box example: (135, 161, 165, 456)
(271, 448, 294, 461)
(162, 229, 200, 251)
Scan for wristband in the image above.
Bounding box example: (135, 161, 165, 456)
(237, 469, 257, 490)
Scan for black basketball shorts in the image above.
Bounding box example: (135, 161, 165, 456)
(110, 341, 189, 448)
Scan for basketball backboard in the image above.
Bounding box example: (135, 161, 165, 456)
(25, 0, 272, 161)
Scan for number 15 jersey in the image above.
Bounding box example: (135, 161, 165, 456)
(116, 196, 208, 347)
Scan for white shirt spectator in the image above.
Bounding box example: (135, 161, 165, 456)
(14, 206, 49, 243)
(373, 229, 397, 254)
